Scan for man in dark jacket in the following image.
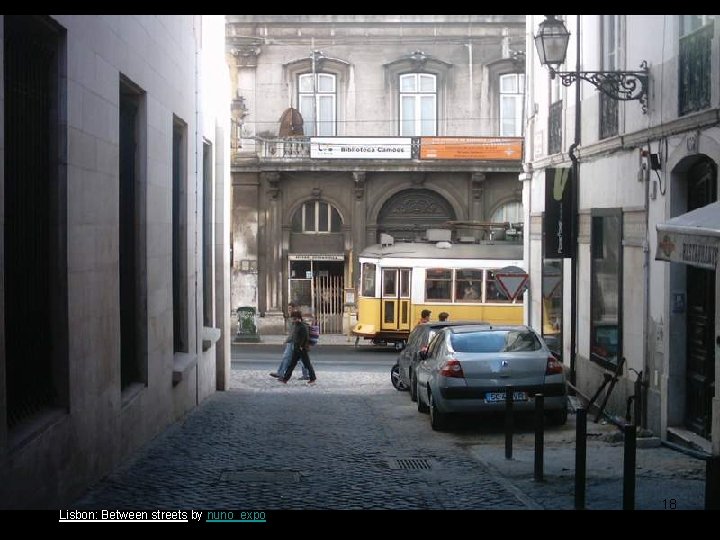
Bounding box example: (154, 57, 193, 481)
(278, 310, 317, 384)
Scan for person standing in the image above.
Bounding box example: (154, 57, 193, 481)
(416, 309, 431, 327)
(278, 310, 317, 385)
(438, 312, 449, 321)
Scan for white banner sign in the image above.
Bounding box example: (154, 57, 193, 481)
(289, 254, 345, 261)
(310, 137, 412, 159)
(655, 232, 719, 270)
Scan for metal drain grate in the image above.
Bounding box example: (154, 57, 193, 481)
(387, 458, 434, 470)
(220, 470, 301, 483)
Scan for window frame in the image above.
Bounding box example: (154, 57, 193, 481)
(422, 268, 523, 304)
(491, 200, 523, 224)
(599, 15, 622, 139)
(292, 200, 343, 234)
(499, 73, 525, 137)
(298, 72, 337, 136)
(399, 72, 437, 136)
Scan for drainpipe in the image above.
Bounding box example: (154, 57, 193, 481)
(641, 142, 651, 429)
(568, 15, 581, 386)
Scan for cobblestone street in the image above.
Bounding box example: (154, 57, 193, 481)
(74, 368, 530, 511)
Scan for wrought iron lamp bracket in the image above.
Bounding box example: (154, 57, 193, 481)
(550, 61, 649, 114)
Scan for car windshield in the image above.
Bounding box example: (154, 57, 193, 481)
(450, 330, 541, 353)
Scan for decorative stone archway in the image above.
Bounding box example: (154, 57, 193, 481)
(377, 188, 456, 242)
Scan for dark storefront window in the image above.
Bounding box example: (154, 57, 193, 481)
(590, 210, 623, 369)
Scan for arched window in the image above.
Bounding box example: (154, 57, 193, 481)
(298, 72, 336, 136)
(491, 200, 523, 224)
(291, 201, 343, 233)
(399, 73, 436, 136)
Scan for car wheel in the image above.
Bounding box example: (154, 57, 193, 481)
(429, 392, 449, 431)
(417, 382, 429, 414)
(391, 363, 407, 391)
(409, 370, 418, 402)
(546, 402, 568, 426)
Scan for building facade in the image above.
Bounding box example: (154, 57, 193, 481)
(524, 15, 719, 455)
(226, 15, 527, 334)
(0, 15, 232, 507)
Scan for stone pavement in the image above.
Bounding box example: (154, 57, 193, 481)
(69, 337, 710, 515)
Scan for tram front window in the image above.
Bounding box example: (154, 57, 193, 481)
(362, 263, 376, 296)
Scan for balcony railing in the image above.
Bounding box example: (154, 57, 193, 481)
(258, 136, 311, 159)
(235, 135, 523, 163)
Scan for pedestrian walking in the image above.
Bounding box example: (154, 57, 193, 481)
(278, 310, 317, 385)
(270, 303, 310, 380)
(438, 312, 449, 321)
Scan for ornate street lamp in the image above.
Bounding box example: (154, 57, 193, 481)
(534, 15, 650, 113)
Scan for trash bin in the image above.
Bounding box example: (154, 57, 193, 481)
(235, 306, 260, 342)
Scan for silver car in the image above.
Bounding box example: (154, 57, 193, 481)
(415, 324, 568, 431)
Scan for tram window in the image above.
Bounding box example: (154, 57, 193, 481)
(384, 301, 395, 323)
(362, 263, 376, 297)
(383, 269, 397, 296)
(456, 269, 483, 302)
(426, 269, 451, 301)
(400, 269, 410, 297)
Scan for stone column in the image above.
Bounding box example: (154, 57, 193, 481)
(352, 171, 367, 272)
(258, 172, 286, 333)
(229, 41, 261, 156)
(471, 172, 486, 221)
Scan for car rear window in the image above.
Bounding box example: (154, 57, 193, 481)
(450, 330, 541, 353)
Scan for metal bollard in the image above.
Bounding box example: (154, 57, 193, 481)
(623, 423, 636, 510)
(534, 393, 544, 482)
(706, 455, 720, 510)
(575, 408, 587, 510)
(505, 386, 514, 460)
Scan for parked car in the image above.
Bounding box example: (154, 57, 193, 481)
(415, 324, 568, 431)
(395, 320, 488, 401)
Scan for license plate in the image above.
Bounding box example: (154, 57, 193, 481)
(485, 391, 528, 403)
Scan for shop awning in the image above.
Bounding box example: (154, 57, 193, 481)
(655, 201, 720, 270)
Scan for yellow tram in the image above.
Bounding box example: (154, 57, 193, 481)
(352, 240, 525, 347)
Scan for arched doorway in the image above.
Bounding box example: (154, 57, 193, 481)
(377, 188, 456, 242)
(684, 158, 716, 438)
(288, 199, 346, 333)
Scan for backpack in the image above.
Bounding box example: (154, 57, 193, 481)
(308, 322, 320, 346)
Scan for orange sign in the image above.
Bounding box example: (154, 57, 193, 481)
(420, 137, 523, 161)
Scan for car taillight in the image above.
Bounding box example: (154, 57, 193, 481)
(545, 356, 563, 375)
(440, 357, 465, 378)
